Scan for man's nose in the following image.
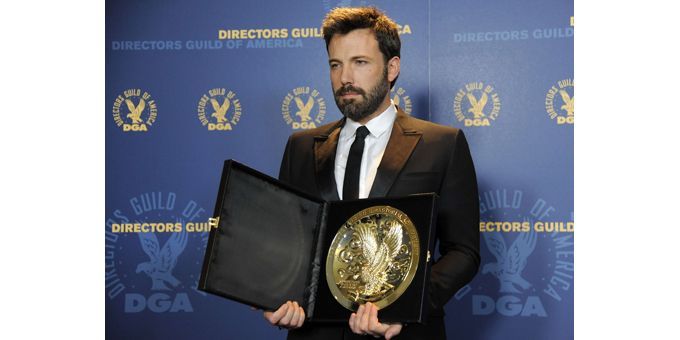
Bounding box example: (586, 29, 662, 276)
(340, 64, 353, 85)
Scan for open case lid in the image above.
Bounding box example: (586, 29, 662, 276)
(198, 160, 325, 311)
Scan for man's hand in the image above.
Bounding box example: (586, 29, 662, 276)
(263, 301, 305, 329)
(349, 302, 402, 339)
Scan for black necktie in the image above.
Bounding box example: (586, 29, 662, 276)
(343, 126, 370, 200)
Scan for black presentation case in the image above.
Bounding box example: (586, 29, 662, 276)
(198, 160, 438, 323)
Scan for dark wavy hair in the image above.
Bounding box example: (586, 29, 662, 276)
(322, 7, 401, 88)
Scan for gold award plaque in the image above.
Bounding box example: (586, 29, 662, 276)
(326, 206, 420, 310)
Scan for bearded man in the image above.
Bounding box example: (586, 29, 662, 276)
(264, 7, 480, 340)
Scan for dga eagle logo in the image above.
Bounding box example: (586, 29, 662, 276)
(545, 78, 574, 125)
(483, 225, 537, 293)
(197, 88, 242, 131)
(112, 89, 158, 132)
(474, 223, 547, 318)
(281, 86, 327, 130)
(453, 82, 501, 127)
(137, 228, 188, 291)
(451, 189, 574, 318)
(105, 192, 211, 314)
(391, 87, 412, 114)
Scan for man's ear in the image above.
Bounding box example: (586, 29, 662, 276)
(387, 56, 400, 83)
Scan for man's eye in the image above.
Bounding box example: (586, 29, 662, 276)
(356, 60, 367, 65)
(330, 63, 340, 69)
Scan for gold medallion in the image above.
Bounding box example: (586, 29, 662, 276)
(326, 206, 420, 310)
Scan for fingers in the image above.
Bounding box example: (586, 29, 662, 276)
(279, 301, 297, 325)
(348, 305, 361, 334)
(368, 302, 380, 333)
(349, 312, 357, 333)
(264, 301, 305, 329)
(349, 302, 389, 337)
(366, 303, 388, 336)
(295, 305, 306, 328)
(384, 323, 403, 340)
(361, 303, 371, 333)
(263, 302, 288, 325)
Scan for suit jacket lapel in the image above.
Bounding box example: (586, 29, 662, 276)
(314, 120, 343, 201)
(369, 109, 422, 198)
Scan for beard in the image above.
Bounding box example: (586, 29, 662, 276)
(334, 67, 390, 122)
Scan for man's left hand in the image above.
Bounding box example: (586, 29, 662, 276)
(349, 302, 402, 339)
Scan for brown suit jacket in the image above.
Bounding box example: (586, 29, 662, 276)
(279, 109, 480, 340)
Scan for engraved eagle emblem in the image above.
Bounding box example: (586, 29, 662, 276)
(356, 222, 402, 296)
(294, 96, 314, 122)
(482, 226, 536, 293)
(210, 98, 231, 123)
(559, 90, 574, 116)
(467, 92, 488, 119)
(136, 228, 188, 291)
(125, 98, 145, 124)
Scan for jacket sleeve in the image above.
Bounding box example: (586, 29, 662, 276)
(428, 129, 480, 312)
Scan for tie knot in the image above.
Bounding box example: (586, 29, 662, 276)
(355, 126, 370, 140)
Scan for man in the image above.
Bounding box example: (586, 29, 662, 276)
(264, 7, 480, 340)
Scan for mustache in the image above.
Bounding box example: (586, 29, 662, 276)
(335, 85, 366, 97)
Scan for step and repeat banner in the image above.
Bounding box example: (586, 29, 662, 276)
(105, 0, 573, 339)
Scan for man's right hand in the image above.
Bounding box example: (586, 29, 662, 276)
(263, 301, 305, 329)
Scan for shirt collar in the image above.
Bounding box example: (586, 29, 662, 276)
(342, 102, 397, 139)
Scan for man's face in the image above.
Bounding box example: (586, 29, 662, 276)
(328, 28, 392, 122)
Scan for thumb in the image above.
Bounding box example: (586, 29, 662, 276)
(384, 323, 403, 340)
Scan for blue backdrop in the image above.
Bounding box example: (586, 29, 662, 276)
(106, 0, 573, 338)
